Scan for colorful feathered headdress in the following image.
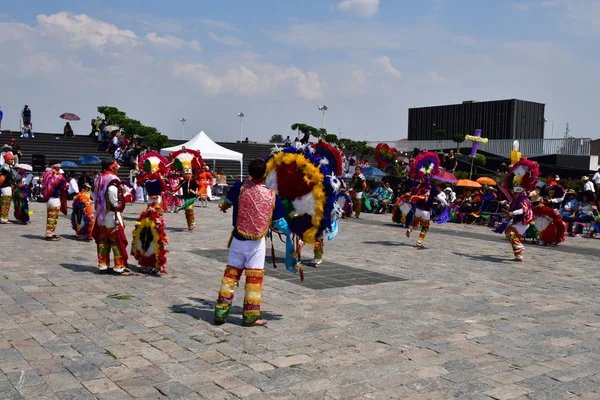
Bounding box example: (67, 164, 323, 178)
(169, 148, 204, 173)
(506, 158, 539, 193)
(308, 140, 344, 176)
(410, 151, 441, 181)
(138, 152, 169, 174)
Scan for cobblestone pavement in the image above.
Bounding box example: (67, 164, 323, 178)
(1, 201, 600, 399)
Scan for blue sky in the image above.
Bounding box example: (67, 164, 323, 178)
(0, 0, 598, 142)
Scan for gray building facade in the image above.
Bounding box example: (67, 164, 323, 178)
(407, 99, 546, 141)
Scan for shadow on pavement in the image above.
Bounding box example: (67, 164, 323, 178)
(451, 252, 507, 263)
(59, 263, 97, 273)
(169, 297, 283, 326)
(362, 240, 415, 247)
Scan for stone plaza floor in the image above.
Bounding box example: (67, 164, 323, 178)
(1, 201, 600, 399)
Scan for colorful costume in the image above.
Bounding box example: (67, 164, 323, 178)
(71, 189, 95, 240)
(41, 166, 67, 240)
(132, 152, 169, 274)
(497, 159, 540, 261)
(137, 152, 169, 214)
(392, 193, 414, 227)
(350, 170, 367, 218)
(406, 152, 442, 247)
(169, 148, 205, 231)
(13, 184, 32, 224)
(215, 179, 291, 326)
(527, 203, 565, 246)
(93, 165, 130, 274)
(264, 146, 342, 272)
(165, 176, 183, 213)
(196, 168, 213, 207)
(336, 189, 353, 218)
(0, 155, 16, 224)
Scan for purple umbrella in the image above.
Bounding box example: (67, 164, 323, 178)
(433, 170, 457, 183)
(60, 113, 81, 121)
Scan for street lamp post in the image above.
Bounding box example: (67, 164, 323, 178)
(544, 118, 554, 139)
(179, 118, 186, 140)
(318, 105, 328, 129)
(237, 113, 245, 142)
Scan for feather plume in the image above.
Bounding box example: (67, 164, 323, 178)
(138, 152, 170, 174)
(169, 147, 204, 171)
(507, 158, 539, 191)
(411, 152, 441, 181)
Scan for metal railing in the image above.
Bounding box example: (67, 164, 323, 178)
(367, 138, 591, 157)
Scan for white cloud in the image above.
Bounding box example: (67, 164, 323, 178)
(428, 70, 447, 84)
(172, 62, 323, 99)
(146, 32, 201, 51)
(208, 32, 244, 47)
(273, 21, 442, 50)
(202, 19, 239, 32)
(36, 12, 141, 50)
(374, 56, 401, 78)
(336, 0, 380, 18)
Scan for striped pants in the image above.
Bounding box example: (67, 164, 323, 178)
(0, 193, 11, 222)
(185, 203, 195, 229)
(96, 226, 126, 271)
(215, 266, 264, 325)
(46, 206, 60, 237)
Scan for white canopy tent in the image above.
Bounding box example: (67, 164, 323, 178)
(160, 131, 243, 180)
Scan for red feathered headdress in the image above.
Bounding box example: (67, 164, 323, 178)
(410, 151, 441, 181)
(169, 147, 205, 172)
(138, 152, 170, 174)
(506, 158, 539, 193)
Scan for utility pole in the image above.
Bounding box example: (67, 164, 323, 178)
(564, 122, 570, 140)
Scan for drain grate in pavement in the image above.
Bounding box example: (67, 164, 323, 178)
(190, 248, 407, 290)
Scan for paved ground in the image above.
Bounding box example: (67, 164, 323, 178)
(1, 201, 600, 399)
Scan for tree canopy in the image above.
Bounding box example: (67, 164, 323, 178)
(97, 106, 170, 150)
(269, 134, 284, 143)
(290, 123, 376, 156)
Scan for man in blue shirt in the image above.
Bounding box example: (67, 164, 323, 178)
(560, 189, 579, 219)
(215, 159, 291, 327)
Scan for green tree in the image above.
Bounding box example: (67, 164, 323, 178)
(452, 134, 465, 152)
(269, 134, 284, 143)
(291, 123, 320, 140)
(474, 154, 486, 167)
(435, 129, 447, 139)
(97, 106, 170, 150)
(322, 133, 339, 144)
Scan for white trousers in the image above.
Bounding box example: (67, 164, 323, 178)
(228, 237, 266, 270)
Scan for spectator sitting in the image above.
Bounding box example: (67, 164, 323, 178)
(582, 176, 595, 194)
(565, 192, 596, 236)
(443, 187, 456, 203)
(10, 138, 21, 164)
(375, 182, 394, 214)
(480, 186, 497, 213)
(21, 122, 34, 138)
(64, 122, 74, 137)
(559, 189, 579, 219)
(283, 136, 291, 147)
(67, 171, 79, 199)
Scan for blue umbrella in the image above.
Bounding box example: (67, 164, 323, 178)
(361, 167, 386, 180)
(77, 155, 101, 164)
(61, 161, 78, 168)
